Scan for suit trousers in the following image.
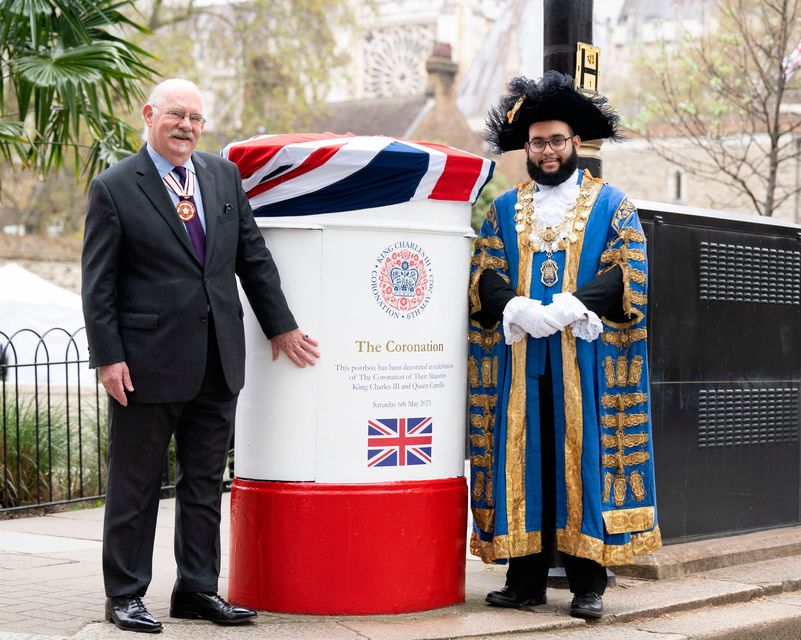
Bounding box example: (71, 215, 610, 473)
(504, 344, 607, 596)
(102, 318, 237, 597)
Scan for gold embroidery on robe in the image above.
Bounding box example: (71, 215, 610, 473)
(468, 357, 479, 387)
(475, 236, 504, 250)
(601, 392, 648, 410)
(601, 327, 647, 348)
(601, 432, 650, 449)
(481, 357, 494, 386)
(602, 506, 655, 534)
(468, 328, 502, 350)
(470, 530, 542, 563)
(602, 451, 651, 468)
(628, 355, 644, 386)
(613, 474, 627, 506)
(600, 247, 647, 265)
(602, 472, 613, 503)
(616, 356, 628, 386)
(628, 268, 647, 284)
(471, 452, 491, 468)
(473, 471, 485, 501)
(470, 393, 497, 412)
(604, 356, 616, 387)
(601, 412, 649, 429)
(557, 525, 662, 566)
(630, 291, 647, 306)
(472, 508, 495, 533)
(470, 432, 492, 449)
(630, 470, 646, 502)
(505, 183, 535, 553)
(561, 172, 604, 549)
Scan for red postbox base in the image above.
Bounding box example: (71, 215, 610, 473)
(228, 476, 467, 614)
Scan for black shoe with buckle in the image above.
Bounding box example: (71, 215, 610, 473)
(170, 591, 257, 625)
(105, 595, 162, 633)
(569, 592, 604, 619)
(485, 585, 547, 608)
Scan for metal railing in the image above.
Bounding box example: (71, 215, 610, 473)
(0, 327, 178, 514)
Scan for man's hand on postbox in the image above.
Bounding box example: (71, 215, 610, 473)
(270, 329, 320, 367)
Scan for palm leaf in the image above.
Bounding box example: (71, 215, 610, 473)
(1, 0, 153, 186)
(11, 43, 140, 87)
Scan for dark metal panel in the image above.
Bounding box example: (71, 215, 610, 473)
(652, 381, 800, 540)
(637, 206, 801, 541)
(647, 221, 801, 383)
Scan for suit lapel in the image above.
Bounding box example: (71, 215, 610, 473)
(135, 147, 198, 263)
(193, 153, 220, 266)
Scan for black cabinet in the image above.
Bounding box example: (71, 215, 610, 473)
(639, 205, 801, 541)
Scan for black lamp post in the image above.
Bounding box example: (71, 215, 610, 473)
(543, 0, 602, 177)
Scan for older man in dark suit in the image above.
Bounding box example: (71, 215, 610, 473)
(82, 78, 319, 633)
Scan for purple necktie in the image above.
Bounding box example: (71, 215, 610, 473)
(172, 165, 206, 265)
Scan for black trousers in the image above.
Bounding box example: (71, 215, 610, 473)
(102, 320, 237, 597)
(505, 345, 607, 596)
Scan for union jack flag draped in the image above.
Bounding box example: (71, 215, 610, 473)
(221, 133, 495, 217)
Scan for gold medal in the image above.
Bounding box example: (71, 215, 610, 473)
(176, 199, 196, 222)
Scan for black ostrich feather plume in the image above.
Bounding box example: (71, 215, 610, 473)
(485, 71, 622, 154)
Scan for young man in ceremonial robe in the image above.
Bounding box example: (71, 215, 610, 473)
(468, 71, 660, 620)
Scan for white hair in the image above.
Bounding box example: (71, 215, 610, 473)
(142, 78, 203, 143)
(146, 78, 202, 106)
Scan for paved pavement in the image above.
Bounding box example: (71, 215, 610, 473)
(3, 495, 801, 639)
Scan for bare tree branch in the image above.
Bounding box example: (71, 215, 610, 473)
(634, 0, 801, 216)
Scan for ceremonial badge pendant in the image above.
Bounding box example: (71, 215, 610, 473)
(541, 257, 558, 287)
(176, 199, 196, 222)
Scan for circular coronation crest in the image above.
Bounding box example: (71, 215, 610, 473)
(371, 242, 433, 319)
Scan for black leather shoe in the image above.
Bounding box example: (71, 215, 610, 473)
(570, 592, 604, 619)
(105, 595, 162, 633)
(170, 591, 257, 625)
(486, 585, 547, 608)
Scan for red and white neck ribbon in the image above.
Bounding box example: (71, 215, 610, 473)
(163, 168, 196, 199)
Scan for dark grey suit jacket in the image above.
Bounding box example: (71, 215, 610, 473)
(81, 146, 297, 403)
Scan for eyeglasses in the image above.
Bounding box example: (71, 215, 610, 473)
(152, 104, 206, 127)
(526, 135, 571, 152)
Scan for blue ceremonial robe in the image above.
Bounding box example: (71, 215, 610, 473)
(468, 170, 661, 566)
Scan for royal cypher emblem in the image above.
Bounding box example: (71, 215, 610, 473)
(371, 242, 433, 319)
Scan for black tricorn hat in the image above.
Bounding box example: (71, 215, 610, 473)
(485, 71, 622, 153)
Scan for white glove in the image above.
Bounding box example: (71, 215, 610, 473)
(502, 296, 528, 344)
(544, 292, 603, 342)
(503, 296, 562, 343)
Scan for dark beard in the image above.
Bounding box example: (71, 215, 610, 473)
(526, 146, 579, 186)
